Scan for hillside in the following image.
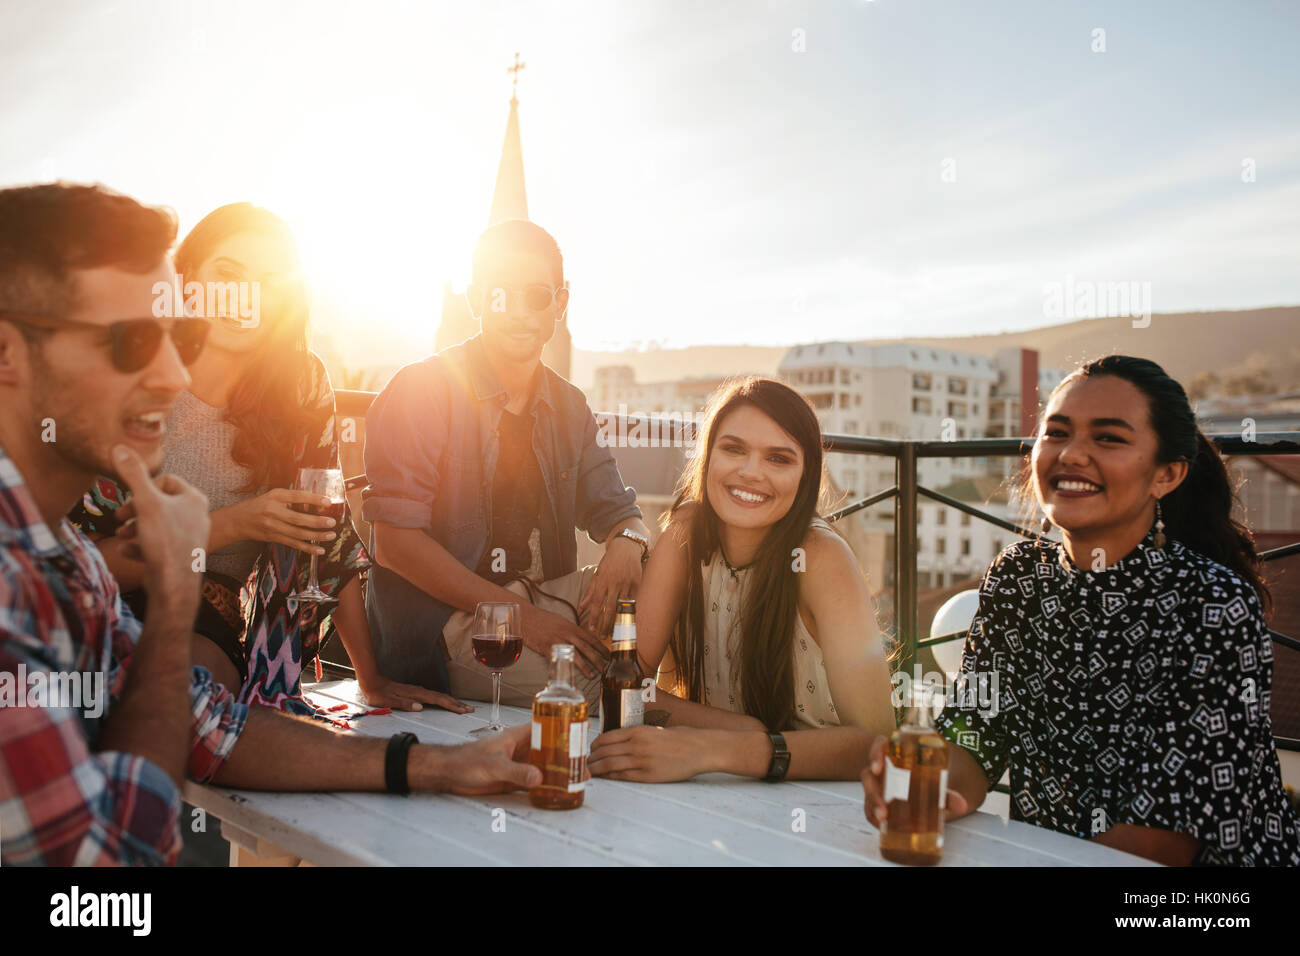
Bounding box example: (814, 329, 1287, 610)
(570, 306, 1300, 392)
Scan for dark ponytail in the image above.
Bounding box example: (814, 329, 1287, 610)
(1058, 356, 1270, 609)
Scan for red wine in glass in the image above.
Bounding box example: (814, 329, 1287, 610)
(472, 634, 523, 669)
(293, 467, 345, 603)
(471, 602, 522, 736)
(294, 500, 347, 525)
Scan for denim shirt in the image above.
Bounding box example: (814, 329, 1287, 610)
(361, 334, 642, 688)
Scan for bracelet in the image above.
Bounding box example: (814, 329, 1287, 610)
(384, 732, 418, 795)
(763, 731, 791, 782)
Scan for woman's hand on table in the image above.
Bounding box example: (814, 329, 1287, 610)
(589, 724, 719, 782)
(358, 675, 473, 714)
(860, 734, 971, 829)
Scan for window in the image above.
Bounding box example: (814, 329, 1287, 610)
(854, 394, 862, 406)
(912, 396, 932, 414)
(948, 401, 967, 418)
(845, 419, 859, 434)
(936, 538, 947, 555)
(948, 378, 967, 395)
(960, 512, 970, 526)
(912, 372, 931, 390)
(961, 538, 971, 556)
(840, 369, 850, 385)
(936, 510, 947, 526)
(839, 393, 850, 409)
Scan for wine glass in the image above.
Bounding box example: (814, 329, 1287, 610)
(470, 602, 522, 736)
(294, 467, 345, 604)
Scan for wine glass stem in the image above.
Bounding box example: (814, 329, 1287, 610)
(308, 553, 320, 592)
(491, 670, 502, 729)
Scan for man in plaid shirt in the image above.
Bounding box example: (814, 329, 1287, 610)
(0, 183, 542, 866)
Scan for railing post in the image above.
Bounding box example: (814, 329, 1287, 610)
(895, 442, 918, 678)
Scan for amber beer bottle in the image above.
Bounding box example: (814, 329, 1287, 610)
(879, 683, 949, 865)
(529, 645, 589, 810)
(600, 599, 646, 732)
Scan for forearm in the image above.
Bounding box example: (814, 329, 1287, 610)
(945, 744, 990, 817)
(713, 727, 876, 781)
(648, 689, 766, 732)
(1091, 823, 1202, 866)
(605, 515, 650, 543)
(96, 599, 196, 787)
(331, 576, 380, 684)
(207, 505, 243, 553)
(374, 522, 520, 612)
(211, 707, 460, 792)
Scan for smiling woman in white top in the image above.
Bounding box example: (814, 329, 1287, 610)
(588, 377, 896, 784)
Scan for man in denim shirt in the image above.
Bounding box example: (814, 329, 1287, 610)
(363, 221, 648, 701)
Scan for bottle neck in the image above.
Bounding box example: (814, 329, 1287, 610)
(611, 615, 636, 653)
(903, 690, 937, 730)
(550, 654, 575, 687)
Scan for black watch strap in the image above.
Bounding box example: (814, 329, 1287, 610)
(764, 731, 790, 782)
(385, 732, 418, 795)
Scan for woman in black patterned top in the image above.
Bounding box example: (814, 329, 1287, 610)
(863, 355, 1300, 866)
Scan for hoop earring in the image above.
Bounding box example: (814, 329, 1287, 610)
(1153, 498, 1166, 549)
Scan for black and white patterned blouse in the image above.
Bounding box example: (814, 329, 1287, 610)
(936, 530, 1300, 866)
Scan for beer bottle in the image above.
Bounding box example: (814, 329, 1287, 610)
(529, 645, 588, 810)
(879, 682, 949, 865)
(600, 598, 646, 732)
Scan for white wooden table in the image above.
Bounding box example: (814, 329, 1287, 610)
(185, 680, 1157, 867)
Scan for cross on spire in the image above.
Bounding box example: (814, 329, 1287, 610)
(508, 52, 526, 103)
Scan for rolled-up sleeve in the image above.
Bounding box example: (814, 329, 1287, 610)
(362, 362, 448, 531)
(186, 666, 249, 784)
(573, 403, 641, 543)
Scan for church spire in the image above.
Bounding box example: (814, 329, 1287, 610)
(489, 53, 529, 225)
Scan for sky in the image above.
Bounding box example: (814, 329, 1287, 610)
(2, 0, 1298, 367)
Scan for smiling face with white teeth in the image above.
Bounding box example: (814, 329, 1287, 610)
(705, 403, 806, 539)
(1033, 374, 1188, 566)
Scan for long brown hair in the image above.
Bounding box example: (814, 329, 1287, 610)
(174, 203, 319, 492)
(666, 378, 827, 731)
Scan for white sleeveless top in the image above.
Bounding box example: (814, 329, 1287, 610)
(699, 518, 840, 730)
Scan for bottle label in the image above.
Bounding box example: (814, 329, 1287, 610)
(612, 622, 636, 646)
(883, 760, 910, 803)
(619, 689, 644, 727)
(568, 720, 588, 792)
(531, 719, 541, 751)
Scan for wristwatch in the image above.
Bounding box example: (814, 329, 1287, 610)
(764, 732, 791, 782)
(616, 528, 649, 565)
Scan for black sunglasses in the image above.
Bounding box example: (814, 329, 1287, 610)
(466, 283, 562, 314)
(0, 312, 210, 373)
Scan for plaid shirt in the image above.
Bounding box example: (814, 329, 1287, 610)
(0, 443, 248, 866)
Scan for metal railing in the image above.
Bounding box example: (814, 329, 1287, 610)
(334, 390, 1300, 751)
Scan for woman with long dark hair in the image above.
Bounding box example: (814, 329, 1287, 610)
(588, 378, 895, 783)
(73, 203, 467, 716)
(863, 355, 1300, 865)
